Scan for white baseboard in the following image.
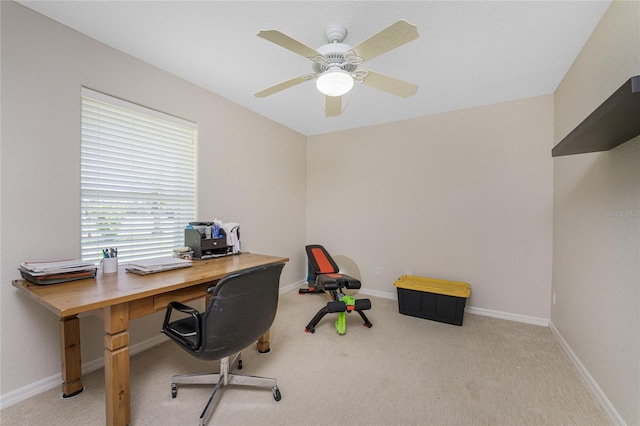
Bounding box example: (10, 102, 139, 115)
(357, 288, 550, 327)
(465, 306, 549, 326)
(357, 288, 397, 300)
(549, 321, 625, 425)
(0, 334, 168, 410)
(280, 280, 306, 294)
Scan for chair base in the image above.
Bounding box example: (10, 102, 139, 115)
(171, 352, 281, 426)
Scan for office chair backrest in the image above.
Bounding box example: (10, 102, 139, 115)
(306, 245, 339, 275)
(198, 262, 285, 360)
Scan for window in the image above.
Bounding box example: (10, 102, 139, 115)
(80, 88, 197, 263)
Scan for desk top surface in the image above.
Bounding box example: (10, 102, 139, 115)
(12, 252, 289, 317)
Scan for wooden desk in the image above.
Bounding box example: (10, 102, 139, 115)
(12, 252, 289, 426)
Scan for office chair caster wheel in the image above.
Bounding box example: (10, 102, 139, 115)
(272, 386, 281, 401)
(238, 359, 243, 370)
(171, 383, 177, 398)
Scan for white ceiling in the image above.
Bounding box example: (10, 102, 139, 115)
(18, 1, 611, 136)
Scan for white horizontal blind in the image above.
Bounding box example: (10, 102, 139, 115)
(81, 88, 196, 263)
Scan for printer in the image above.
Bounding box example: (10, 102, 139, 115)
(185, 221, 240, 259)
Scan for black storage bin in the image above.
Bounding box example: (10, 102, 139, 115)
(394, 275, 471, 326)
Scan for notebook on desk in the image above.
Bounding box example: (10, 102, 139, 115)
(125, 257, 193, 275)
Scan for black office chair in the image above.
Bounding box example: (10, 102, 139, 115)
(162, 262, 285, 426)
(301, 244, 373, 334)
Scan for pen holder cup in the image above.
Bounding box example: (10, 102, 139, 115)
(102, 257, 118, 274)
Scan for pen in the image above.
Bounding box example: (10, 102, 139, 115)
(103, 249, 109, 258)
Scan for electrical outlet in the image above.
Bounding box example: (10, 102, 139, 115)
(375, 266, 382, 277)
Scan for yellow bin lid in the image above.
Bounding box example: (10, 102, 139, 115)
(394, 275, 471, 298)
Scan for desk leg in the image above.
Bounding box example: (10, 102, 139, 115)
(257, 330, 270, 353)
(59, 316, 83, 397)
(104, 304, 131, 426)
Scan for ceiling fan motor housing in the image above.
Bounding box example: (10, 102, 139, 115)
(312, 43, 359, 74)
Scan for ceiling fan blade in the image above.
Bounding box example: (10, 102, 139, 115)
(254, 74, 315, 98)
(361, 70, 418, 98)
(257, 30, 323, 61)
(325, 96, 342, 117)
(348, 20, 418, 62)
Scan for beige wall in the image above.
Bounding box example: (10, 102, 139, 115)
(0, 1, 306, 396)
(307, 95, 554, 321)
(552, 1, 640, 424)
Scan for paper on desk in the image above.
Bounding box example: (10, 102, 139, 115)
(20, 259, 97, 275)
(126, 257, 192, 273)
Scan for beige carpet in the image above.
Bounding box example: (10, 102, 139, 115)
(1, 290, 610, 425)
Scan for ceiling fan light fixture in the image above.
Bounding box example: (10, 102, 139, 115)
(316, 68, 354, 97)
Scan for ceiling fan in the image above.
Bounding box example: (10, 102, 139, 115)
(254, 20, 419, 117)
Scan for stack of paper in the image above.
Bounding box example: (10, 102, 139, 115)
(126, 257, 193, 275)
(19, 259, 97, 285)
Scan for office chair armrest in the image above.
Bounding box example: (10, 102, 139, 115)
(162, 301, 202, 350)
(163, 301, 201, 327)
